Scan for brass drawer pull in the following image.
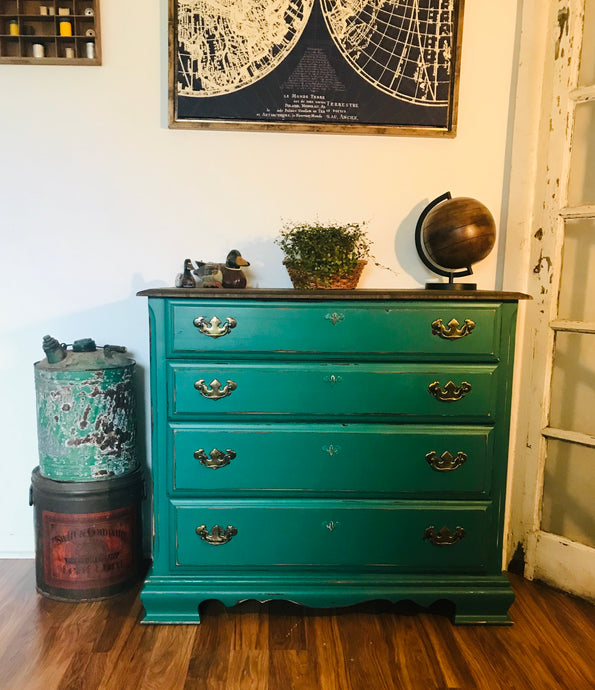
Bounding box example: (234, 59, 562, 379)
(426, 451, 468, 471)
(196, 524, 237, 545)
(428, 380, 471, 402)
(423, 526, 466, 546)
(431, 318, 476, 340)
(194, 378, 237, 400)
(194, 448, 237, 469)
(193, 316, 237, 338)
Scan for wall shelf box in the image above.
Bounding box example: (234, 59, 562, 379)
(0, 0, 100, 64)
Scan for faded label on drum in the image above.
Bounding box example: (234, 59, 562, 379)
(42, 507, 137, 590)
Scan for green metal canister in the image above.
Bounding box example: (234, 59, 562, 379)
(34, 336, 137, 481)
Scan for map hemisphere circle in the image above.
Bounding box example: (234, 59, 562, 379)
(177, 0, 315, 98)
(320, 0, 455, 106)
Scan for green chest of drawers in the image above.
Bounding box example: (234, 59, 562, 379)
(138, 288, 526, 625)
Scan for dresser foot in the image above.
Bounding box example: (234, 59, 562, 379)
(451, 589, 515, 625)
(453, 611, 513, 625)
(140, 583, 201, 624)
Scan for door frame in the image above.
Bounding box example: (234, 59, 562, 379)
(504, 0, 595, 601)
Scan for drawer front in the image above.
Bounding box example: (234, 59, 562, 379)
(170, 423, 494, 496)
(168, 362, 498, 420)
(168, 301, 500, 359)
(173, 500, 491, 572)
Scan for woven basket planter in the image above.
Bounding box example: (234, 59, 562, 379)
(283, 260, 367, 290)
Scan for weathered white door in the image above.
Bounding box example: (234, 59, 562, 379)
(512, 0, 595, 599)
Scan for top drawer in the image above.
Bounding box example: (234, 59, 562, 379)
(167, 300, 502, 359)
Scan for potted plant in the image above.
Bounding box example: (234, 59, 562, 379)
(275, 220, 372, 289)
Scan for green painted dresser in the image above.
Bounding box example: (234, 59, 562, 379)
(137, 288, 527, 625)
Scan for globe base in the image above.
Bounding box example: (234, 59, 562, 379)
(425, 281, 477, 291)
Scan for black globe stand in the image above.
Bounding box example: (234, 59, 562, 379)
(415, 192, 477, 291)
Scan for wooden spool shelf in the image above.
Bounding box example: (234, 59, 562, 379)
(0, 0, 100, 64)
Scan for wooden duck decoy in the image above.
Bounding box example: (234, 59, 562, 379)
(220, 250, 250, 288)
(175, 258, 196, 288)
(193, 261, 223, 288)
(193, 250, 250, 289)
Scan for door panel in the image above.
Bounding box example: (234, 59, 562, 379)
(567, 100, 595, 206)
(542, 439, 595, 549)
(549, 332, 595, 436)
(558, 218, 595, 322)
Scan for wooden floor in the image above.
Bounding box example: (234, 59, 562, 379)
(0, 561, 594, 689)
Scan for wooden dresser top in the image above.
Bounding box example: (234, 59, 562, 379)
(137, 288, 530, 302)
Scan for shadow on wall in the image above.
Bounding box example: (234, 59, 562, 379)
(394, 198, 439, 286)
(242, 237, 293, 288)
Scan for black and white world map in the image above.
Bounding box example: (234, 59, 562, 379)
(175, 0, 459, 128)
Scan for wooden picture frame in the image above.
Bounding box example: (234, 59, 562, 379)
(168, 0, 464, 137)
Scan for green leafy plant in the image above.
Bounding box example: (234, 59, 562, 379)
(275, 221, 373, 287)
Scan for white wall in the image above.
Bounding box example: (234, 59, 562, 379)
(0, 0, 522, 556)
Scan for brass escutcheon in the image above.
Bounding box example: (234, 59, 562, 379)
(423, 526, 466, 545)
(193, 316, 237, 338)
(431, 318, 476, 340)
(428, 380, 472, 402)
(426, 450, 468, 471)
(325, 312, 345, 326)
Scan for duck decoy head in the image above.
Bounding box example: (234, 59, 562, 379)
(225, 250, 250, 268)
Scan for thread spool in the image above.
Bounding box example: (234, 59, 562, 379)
(85, 28, 95, 37)
(59, 20, 72, 36)
(58, 7, 70, 15)
(85, 41, 95, 59)
(84, 7, 94, 16)
(65, 47, 75, 58)
(39, 6, 48, 15)
(32, 43, 45, 58)
(9, 19, 19, 36)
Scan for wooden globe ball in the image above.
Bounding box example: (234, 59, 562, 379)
(421, 197, 496, 270)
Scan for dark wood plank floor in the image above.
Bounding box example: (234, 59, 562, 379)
(0, 560, 594, 689)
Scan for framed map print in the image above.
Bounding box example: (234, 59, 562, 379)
(169, 0, 465, 136)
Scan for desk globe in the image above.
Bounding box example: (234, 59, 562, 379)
(415, 192, 496, 290)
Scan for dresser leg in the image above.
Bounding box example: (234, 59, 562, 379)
(140, 585, 202, 624)
(452, 593, 515, 625)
